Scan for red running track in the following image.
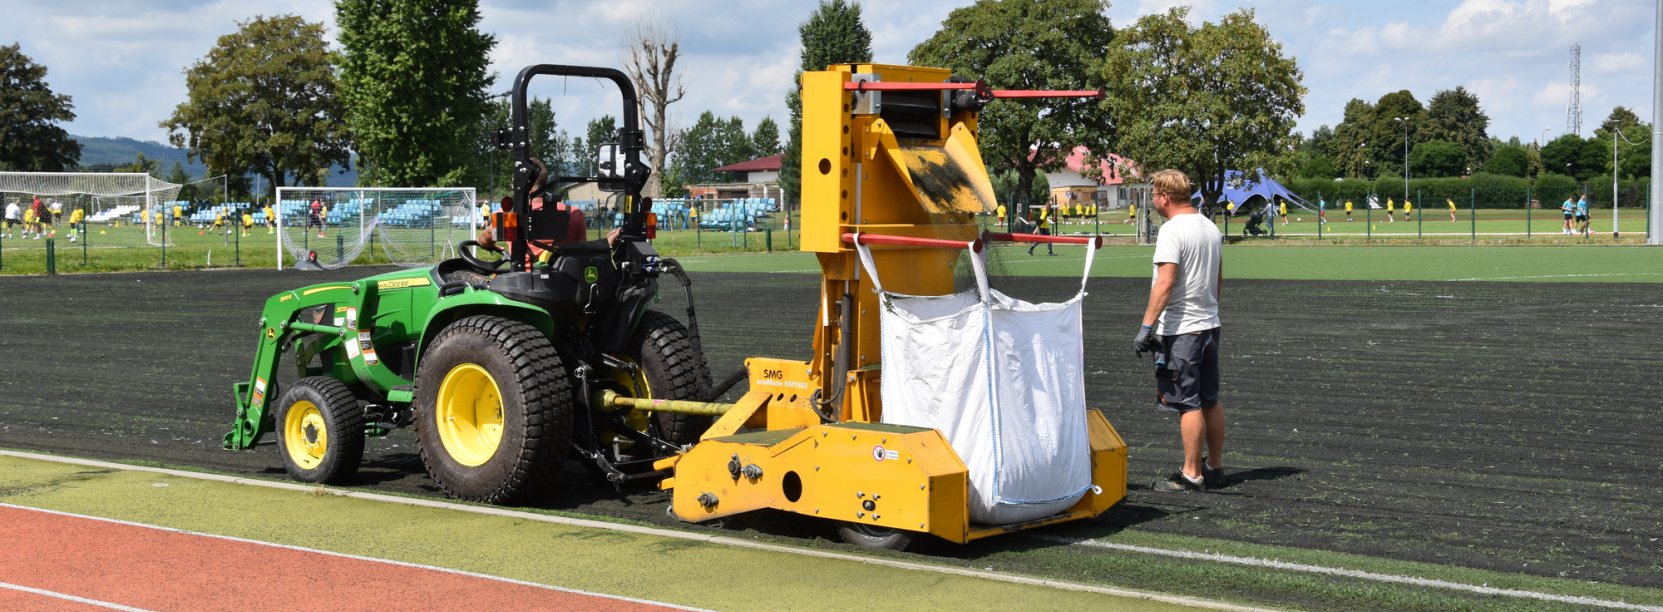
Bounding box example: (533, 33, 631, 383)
(0, 505, 680, 611)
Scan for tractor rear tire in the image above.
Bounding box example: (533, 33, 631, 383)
(626, 310, 713, 446)
(274, 376, 364, 485)
(415, 315, 572, 505)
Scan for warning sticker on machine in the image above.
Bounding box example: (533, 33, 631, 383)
(872, 445, 900, 462)
(251, 377, 267, 409)
(360, 330, 379, 365)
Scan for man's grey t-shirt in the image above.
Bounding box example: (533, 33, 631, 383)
(1151, 213, 1222, 335)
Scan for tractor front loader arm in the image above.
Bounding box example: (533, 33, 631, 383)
(224, 284, 359, 450)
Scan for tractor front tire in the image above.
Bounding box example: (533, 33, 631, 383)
(274, 376, 364, 484)
(626, 310, 713, 446)
(415, 315, 573, 505)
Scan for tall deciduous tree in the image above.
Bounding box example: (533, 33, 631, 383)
(1423, 86, 1491, 168)
(1485, 144, 1529, 177)
(1595, 107, 1650, 179)
(162, 15, 350, 200)
(583, 115, 618, 175)
(1102, 7, 1304, 209)
(1599, 106, 1642, 134)
(337, 0, 495, 187)
(0, 44, 80, 171)
(1408, 140, 1466, 177)
(625, 21, 685, 199)
(751, 116, 781, 156)
(670, 113, 756, 192)
(1541, 134, 1606, 181)
(782, 0, 872, 209)
(1370, 90, 1424, 178)
(911, 0, 1113, 213)
(1332, 99, 1376, 178)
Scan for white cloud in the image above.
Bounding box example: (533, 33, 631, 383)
(1590, 51, 1644, 73)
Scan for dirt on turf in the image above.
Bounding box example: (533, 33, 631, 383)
(1, 266, 1660, 590)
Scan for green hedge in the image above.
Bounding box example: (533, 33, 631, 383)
(1289, 174, 1650, 209)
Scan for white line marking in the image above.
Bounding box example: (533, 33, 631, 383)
(0, 502, 705, 612)
(0, 450, 1253, 611)
(1447, 272, 1663, 281)
(0, 580, 153, 612)
(1037, 535, 1663, 611)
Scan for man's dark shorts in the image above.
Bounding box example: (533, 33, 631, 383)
(1154, 327, 1221, 413)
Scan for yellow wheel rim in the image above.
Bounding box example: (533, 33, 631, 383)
(283, 400, 327, 470)
(436, 363, 504, 467)
(608, 357, 652, 433)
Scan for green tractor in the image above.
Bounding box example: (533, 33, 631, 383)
(224, 64, 715, 504)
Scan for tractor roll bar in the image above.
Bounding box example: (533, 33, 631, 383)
(504, 64, 648, 271)
(841, 232, 984, 254)
(983, 232, 1104, 248)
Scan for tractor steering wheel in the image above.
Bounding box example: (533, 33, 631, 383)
(458, 240, 513, 275)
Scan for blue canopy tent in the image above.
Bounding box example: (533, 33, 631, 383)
(1191, 169, 1313, 217)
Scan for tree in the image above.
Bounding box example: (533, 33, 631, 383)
(751, 116, 781, 156)
(165, 161, 194, 201)
(1594, 107, 1650, 179)
(337, 0, 495, 187)
(0, 43, 80, 171)
(114, 153, 162, 178)
(1485, 144, 1529, 177)
(161, 15, 350, 201)
(478, 97, 572, 197)
(1423, 86, 1491, 168)
(1408, 140, 1466, 177)
(1102, 7, 1304, 209)
(782, 0, 873, 209)
(624, 21, 685, 199)
(1370, 90, 1424, 178)
(1541, 134, 1604, 181)
(1332, 99, 1376, 178)
(911, 0, 1114, 214)
(1600, 106, 1642, 135)
(582, 115, 617, 175)
(669, 113, 755, 193)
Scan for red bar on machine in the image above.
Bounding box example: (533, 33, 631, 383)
(984, 232, 1103, 249)
(841, 81, 1101, 100)
(842, 232, 984, 253)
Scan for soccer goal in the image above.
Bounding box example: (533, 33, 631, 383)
(274, 186, 479, 270)
(0, 172, 181, 245)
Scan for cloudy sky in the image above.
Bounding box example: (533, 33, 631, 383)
(9, 0, 1656, 151)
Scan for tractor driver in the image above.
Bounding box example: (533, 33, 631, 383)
(477, 159, 617, 262)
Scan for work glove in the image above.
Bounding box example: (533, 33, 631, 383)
(1132, 324, 1158, 358)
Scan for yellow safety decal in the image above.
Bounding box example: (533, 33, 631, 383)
(251, 377, 267, 410)
(301, 285, 353, 296)
(377, 277, 431, 290)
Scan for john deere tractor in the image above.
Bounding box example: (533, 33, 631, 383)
(224, 64, 715, 504)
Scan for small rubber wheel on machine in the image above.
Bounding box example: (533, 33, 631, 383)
(415, 315, 572, 505)
(274, 376, 365, 484)
(837, 522, 919, 552)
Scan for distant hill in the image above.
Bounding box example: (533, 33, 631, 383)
(70, 134, 358, 187)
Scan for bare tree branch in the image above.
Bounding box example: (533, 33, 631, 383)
(625, 20, 685, 198)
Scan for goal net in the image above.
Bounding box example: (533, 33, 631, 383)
(275, 187, 479, 270)
(0, 172, 182, 245)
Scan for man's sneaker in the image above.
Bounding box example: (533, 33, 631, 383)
(1202, 462, 1226, 489)
(1153, 471, 1205, 493)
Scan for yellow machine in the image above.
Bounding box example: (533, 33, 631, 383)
(639, 64, 1127, 549)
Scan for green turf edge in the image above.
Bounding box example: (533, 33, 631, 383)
(0, 455, 1198, 612)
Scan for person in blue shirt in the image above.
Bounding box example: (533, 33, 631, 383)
(1317, 198, 1327, 224)
(1574, 195, 1590, 236)
(1561, 196, 1575, 235)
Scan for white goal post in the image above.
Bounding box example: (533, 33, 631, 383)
(274, 186, 480, 270)
(0, 172, 182, 245)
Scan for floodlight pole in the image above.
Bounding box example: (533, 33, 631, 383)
(1396, 117, 1409, 210)
(1653, 0, 1663, 245)
(1613, 124, 1620, 237)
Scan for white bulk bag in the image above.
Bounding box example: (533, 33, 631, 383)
(856, 238, 1096, 525)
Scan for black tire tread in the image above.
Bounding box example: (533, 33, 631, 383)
(632, 310, 713, 445)
(415, 315, 572, 504)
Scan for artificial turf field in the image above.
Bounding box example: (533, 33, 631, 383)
(1, 245, 1661, 610)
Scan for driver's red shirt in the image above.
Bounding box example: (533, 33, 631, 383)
(522, 197, 587, 257)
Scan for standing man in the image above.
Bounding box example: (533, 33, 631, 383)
(1385, 197, 1396, 222)
(4, 199, 19, 238)
(1447, 198, 1457, 222)
(308, 198, 325, 237)
(1344, 198, 1354, 221)
(1132, 170, 1225, 493)
(1560, 195, 1575, 235)
(1317, 197, 1327, 224)
(1123, 201, 1136, 224)
(1026, 205, 1055, 256)
(1403, 199, 1414, 223)
(1278, 198, 1288, 225)
(1575, 194, 1590, 236)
